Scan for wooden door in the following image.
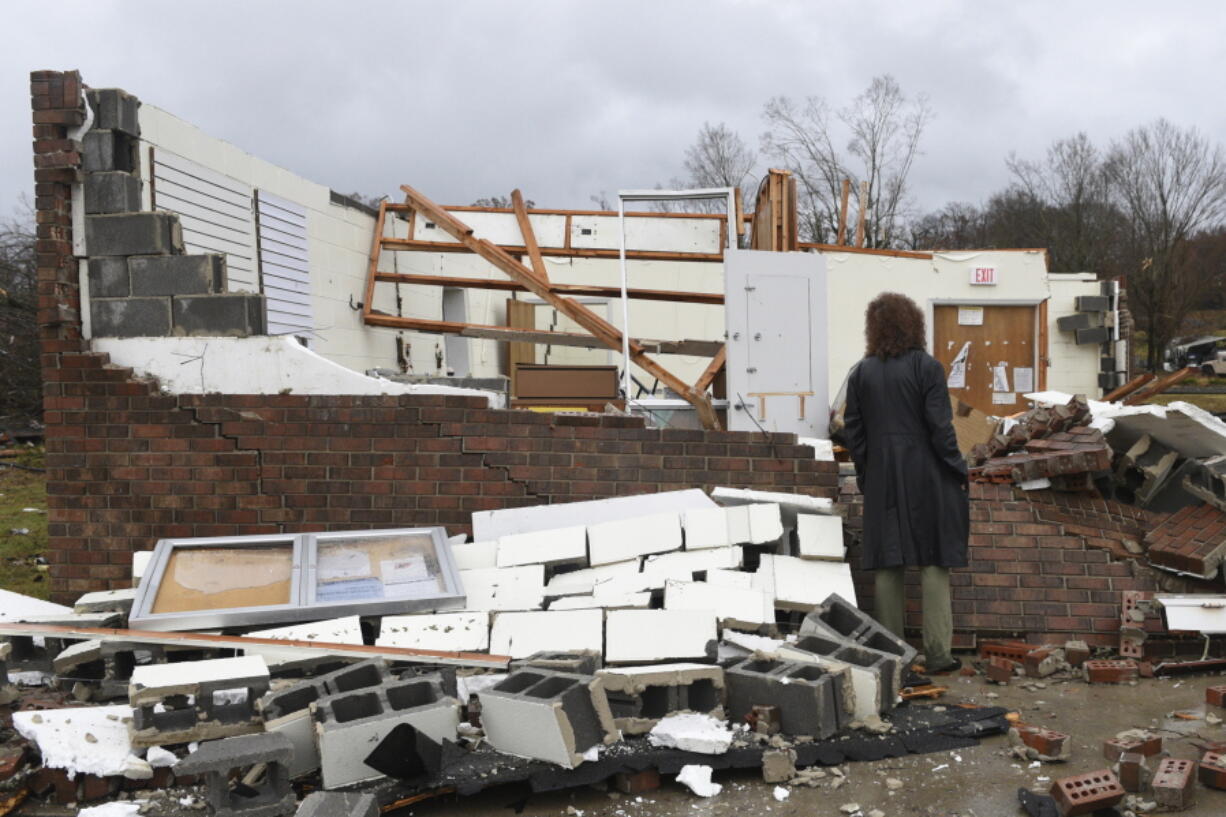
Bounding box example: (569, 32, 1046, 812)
(933, 305, 1036, 414)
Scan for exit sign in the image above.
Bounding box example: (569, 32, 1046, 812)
(970, 266, 997, 285)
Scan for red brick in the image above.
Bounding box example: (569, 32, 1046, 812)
(1117, 752, 1146, 792)
(1151, 757, 1195, 810)
(1200, 751, 1226, 790)
(1017, 725, 1069, 757)
(986, 656, 1015, 684)
(1050, 769, 1124, 816)
(1085, 659, 1139, 684)
(1207, 684, 1226, 708)
(1104, 734, 1162, 761)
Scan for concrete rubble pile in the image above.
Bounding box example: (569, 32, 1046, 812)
(0, 487, 1013, 814)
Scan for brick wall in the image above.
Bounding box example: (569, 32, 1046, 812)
(841, 473, 1215, 648)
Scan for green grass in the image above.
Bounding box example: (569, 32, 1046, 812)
(1144, 392, 1226, 413)
(0, 448, 50, 599)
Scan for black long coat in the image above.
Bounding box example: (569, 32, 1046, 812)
(843, 348, 970, 569)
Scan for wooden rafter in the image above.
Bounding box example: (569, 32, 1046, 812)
(378, 236, 722, 264)
(512, 189, 550, 284)
(1103, 372, 1155, 402)
(390, 184, 719, 428)
(1124, 367, 1195, 405)
(372, 271, 723, 305)
(694, 346, 727, 393)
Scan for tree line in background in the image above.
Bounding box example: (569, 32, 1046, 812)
(668, 75, 1226, 370)
(0, 203, 39, 426)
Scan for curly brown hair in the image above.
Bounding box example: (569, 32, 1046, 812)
(865, 292, 926, 359)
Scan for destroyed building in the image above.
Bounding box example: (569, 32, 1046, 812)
(11, 68, 1226, 816)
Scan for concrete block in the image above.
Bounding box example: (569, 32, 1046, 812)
(496, 525, 587, 568)
(1056, 313, 1093, 332)
(1076, 294, 1111, 312)
(85, 212, 182, 256)
(315, 675, 460, 788)
(129, 655, 270, 747)
(1075, 326, 1111, 345)
(87, 257, 130, 297)
(755, 554, 857, 610)
(173, 732, 294, 817)
(90, 297, 172, 338)
(82, 129, 137, 173)
(130, 253, 226, 296)
(605, 610, 717, 664)
(762, 748, 797, 783)
(683, 507, 730, 550)
(490, 610, 603, 659)
(458, 565, 544, 611)
(779, 633, 898, 718)
(513, 650, 602, 677)
(546, 559, 638, 597)
(798, 593, 918, 669)
(294, 792, 377, 817)
(376, 612, 489, 652)
(664, 579, 773, 628)
(595, 663, 725, 734)
(87, 88, 140, 135)
(725, 656, 844, 738)
(451, 540, 498, 570)
(588, 512, 682, 565)
(84, 171, 141, 214)
(478, 669, 619, 768)
(72, 588, 136, 615)
(172, 293, 266, 337)
(796, 514, 845, 561)
(474, 489, 715, 540)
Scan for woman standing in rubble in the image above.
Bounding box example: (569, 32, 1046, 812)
(842, 293, 969, 675)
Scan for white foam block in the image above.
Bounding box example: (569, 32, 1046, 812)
(725, 506, 752, 545)
(377, 612, 490, 652)
(243, 616, 364, 665)
(588, 512, 682, 565)
(496, 526, 587, 568)
(131, 551, 153, 587)
(489, 610, 604, 659)
(711, 487, 836, 516)
(605, 610, 717, 663)
(641, 547, 743, 583)
(664, 580, 773, 627)
(459, 565, 545, 612)
(130, 655, 268, 693)
(474, 489, 716, 540)
(748, 504, 784, 543)
(757, 554, 856, 610)
(13, 704, 143, 779)
(0, 588, 69, 622)
(796, 514, 845, 561)
(706, 568, 754, 589)
(547, 560, 639, 597)
(549, 593, 651, 611)
(683, 507, 730, 550)
(648, 714, 733, 755)
(451, 540, 498, 570)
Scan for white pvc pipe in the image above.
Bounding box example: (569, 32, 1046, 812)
(617, 197, 632, 406)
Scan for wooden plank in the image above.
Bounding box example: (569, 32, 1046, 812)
(372, 271, 723, 305)
(855, 180, 869, 247)
(385, 202, 727, 221)
(799, 242, 934, 260)
(693, 345, 727, 393)
(836, 178, 851, 246)
(0, 622, 509, 670)
(1103, 372, 1155, 402)
(379, 237, 722, 264)
(512, 189, 549, 284)
(1124, 367, 1196, 405)
(362, 201, 387, 318)
(1037, 299, 1049, 392)
(398, 185, 714, 423)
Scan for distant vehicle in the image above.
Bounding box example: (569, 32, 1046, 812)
(1164, 335, 1226, 371)
(1202, 348, 1226, 377)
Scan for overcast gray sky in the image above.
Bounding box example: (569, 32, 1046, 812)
(4, 0, 1225, 222)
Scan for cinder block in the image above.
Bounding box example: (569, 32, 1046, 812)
(605, 610, 717, 664)
(664, 579, 772, 628)
(797, 514, 845, 560)
(514, 650, 602, 676)
(588, 512, 682, 565)
(762, 748, 797, 783)
(1152, 757, 1195, 810)
(725, 656, 844, 738)
(489, 610, 603, 659)
(82, 129, 137, 173)
(294, 792, 377, 817)
(1056, 313, 1093, 332)
(683, 507, 730, 550)
(1075, 326, 1111, 345)
(595, 663, 725, 734)
(798, 593, 917, 670)
(478, 669, 619, 768)
(377, 612, 489, 653)
(85, 212, 182, 256)
(87, 88, 140, 135)
(173, 732, 294, 817)
(496, 525, 587, 568)
(459, 565, 545, 611)
(130, 253, 226, 296)
(1050, 769, 1124, 816)
(1075, 295, 1111, 312)
(129, 655, 270, 747)
(1200, 751, 1226, 790)
(779, 634, 899, 717)
(315, 675, 460, 788)
(84, 171, 141, 214)
(87, 257, 129, 297)
(172, 293, 266, 337)
(91, 296, 172, 337)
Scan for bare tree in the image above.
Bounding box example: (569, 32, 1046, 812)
(761, 75, 931, 247)
(470, 195, 534, 209)
(652, 122, 757, 215)
(1104, 119, 1226, 369)
(0, 202, 40, 424)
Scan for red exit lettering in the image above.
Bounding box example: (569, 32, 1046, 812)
(970, 266, 997, 285)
